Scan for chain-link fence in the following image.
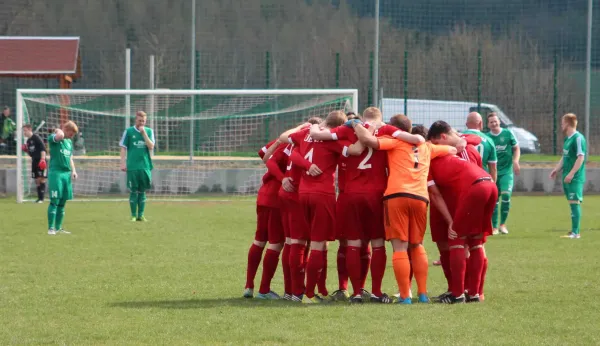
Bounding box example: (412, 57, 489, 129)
(1, 0, 598, 154)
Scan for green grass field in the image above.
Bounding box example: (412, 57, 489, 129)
(1, 196, 600, 345)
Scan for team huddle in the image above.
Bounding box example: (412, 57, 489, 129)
(243, 107, 587, 304)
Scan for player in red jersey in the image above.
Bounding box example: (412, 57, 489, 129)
(243, 124, 309, 299)
(427, 121, 498, 304)
(311, 107, 425, 303)
(280, 110, 349, 303)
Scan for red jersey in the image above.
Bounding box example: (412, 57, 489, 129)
(458, 144, 483, 169)
(428, 153, 491, 207)
(278, 144, 312, 200)
(289, 128, 347, 195)
(257, 142, 286, 207)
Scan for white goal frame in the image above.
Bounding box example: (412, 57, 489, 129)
(16, 88, 359, 203)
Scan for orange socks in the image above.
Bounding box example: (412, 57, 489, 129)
(409, 246, 428, 295)
(392, 251, 411, 299)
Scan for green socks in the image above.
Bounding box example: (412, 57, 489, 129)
(500, 193, 511, 225)
(48, 203, 57, 229)
(129, 192, 138, 217)
(55, 204, 66, 230)
(138, 192, 147, 218)
(492, 201, 499, 228)
(570, 203, 581, 235)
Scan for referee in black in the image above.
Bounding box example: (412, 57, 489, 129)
(22, 124, 48, 203)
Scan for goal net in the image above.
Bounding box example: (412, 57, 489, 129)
(16, 89, 358, 203)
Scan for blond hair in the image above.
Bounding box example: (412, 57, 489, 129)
(136, 111, 147, 118)
(563, 113, 578, 128)
(362, 107, 382, 121)
(63, 121, 79, 133)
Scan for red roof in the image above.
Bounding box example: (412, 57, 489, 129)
(0, 36, 80, 75)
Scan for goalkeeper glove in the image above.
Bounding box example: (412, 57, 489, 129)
(38, 159, 47, 170)
(343, 119, 362, 128)
(21, 144, 28, 152)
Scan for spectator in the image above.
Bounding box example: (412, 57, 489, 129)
(0, 106, 16, 154)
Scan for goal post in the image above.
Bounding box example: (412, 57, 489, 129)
(15, 88, 359, 203)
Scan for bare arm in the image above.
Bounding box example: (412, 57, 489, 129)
(347, 140, 366, 156)
(140, 127, 155, 151)
(395, 131, 425, 145)
(489, 162, 498, 183)
(41, 150, 46, 161)
(279, 123, 307, 144)
(262, 140, 281, 163)
(53, 129, 65, 142)
(512, 145, 521, 163)
(120, 147, 127, 171)
(309, 124, 335, 141)
(70, 156, 77, 179)
(566, 156, 585, 178)
(428, 184, 453, 226)
(353, 123, 380, 149)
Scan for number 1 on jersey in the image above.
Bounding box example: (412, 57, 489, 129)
(304, 148, 314, 163)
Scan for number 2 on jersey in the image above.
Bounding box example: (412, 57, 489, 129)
(357, 147, 373, 170)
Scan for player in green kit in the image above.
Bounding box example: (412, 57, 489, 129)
(550, 113, 587, 239)
(487, 113, 520, 235)
(47, 121, 79, 235)
(120, 111, 155, 221)
(463, 112, 498, 181)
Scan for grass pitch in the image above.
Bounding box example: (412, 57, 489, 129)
(1, 196, 599, 345)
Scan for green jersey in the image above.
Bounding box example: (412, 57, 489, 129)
(462, 129, 497, 173)
(119, 126, 155, 171)
(488, 128, 518, 176)
(562, 131, 586, 183)
(48, 134, 73, 172)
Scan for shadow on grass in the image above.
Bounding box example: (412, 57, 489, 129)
(109, 298, 316, 309)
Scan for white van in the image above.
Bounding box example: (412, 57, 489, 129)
(380, 98, 541, 154)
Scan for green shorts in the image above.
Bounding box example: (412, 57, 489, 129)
(496, 173, 514, 195)
(48, 171, 73, 203)
(127, 169, 152, 192)
(563, 181, 584, 203)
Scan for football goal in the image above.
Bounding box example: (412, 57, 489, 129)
(15, 89, 358, 203)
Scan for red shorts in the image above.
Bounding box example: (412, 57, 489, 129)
(335, 192, 349, 240)
(453, 180, 498, 238)
(255, 205, 285, 244)
(279, 194, 309, 240)
(342, 192, 384, 241)
(429, 204, 448, 243)
(300, 193, 336, 242)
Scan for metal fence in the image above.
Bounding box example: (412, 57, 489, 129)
(1, 0, 598, 154)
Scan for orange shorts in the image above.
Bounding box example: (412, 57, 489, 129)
(383, 197, 428, 244)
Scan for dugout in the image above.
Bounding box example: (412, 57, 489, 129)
(0, 36, 82, 128)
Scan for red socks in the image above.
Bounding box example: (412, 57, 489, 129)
(370, 246, 386, 297)
(346, 245, 362, 296)
(282, 244, 291, 295)
(290, 244, 306, 296)
(305, 249, 325, 298)
(360, 244, 371, 289)
(467, 241, 485, 297)
(317, 250, 328, 296)
(258, 249, 280, 294)
(337, 246, 349, 291)
(479, 256, 488, 296)
(245, 244, 264, 289)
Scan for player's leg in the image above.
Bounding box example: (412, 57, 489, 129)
(257, 207, 284, 299)
(55, 172, 73, 234)
(479, 185, 497, 300)
(341, 194, 363, 301)
(407, 199, 429, 303)
(359, 242, 371, 291)
(136, 170, 152, 221)
(430, 206, 451, 298)
(127, 171, 138, 221)
(563, 182, 584, 239)
(385, 198, 411, 304)
(333, 193, 349, 299)
(38, 174, 47, 202)
(279, 204, 293, 300)
(286, 196, 309, 301)
(244, 205, 268, 297)
(499, 174, 514, 234)
(368, 193, 389, 303)
(47, 172, 60, 234)
(491, 175, 502, 234)
(303, 194, 334, 303)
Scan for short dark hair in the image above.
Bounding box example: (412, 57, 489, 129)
(427, 121, 452, 140)
(306, 116, 323, 125)
(346, 113, 359, 121)
(487, 112, 497, 119)
(22, 124, 33, 129)
(389, 114, 412, 132)
(411, 125, 428, 138)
